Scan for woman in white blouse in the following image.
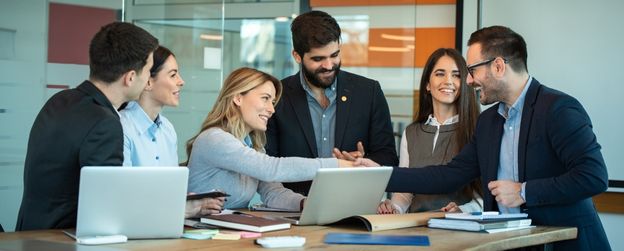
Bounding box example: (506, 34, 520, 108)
(378, 48, 483, 214)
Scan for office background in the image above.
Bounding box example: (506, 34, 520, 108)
(0, 0, 621, 248)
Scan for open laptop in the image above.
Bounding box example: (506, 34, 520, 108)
(277, 166, 393, 225)
(75, 166, 188, 239)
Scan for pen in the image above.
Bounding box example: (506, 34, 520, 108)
(470, 211, 499, 216)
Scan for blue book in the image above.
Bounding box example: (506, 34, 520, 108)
(324, 233, 430, 246)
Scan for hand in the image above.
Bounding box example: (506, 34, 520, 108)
(300, 198, 306, 211)
(440, 202, 461, 213)
(332, 141, 365, 161)
(353, 158, 380, 167)
(185, 196, 225, 218)
(377, 199, 399, 214)
(337, 159, 354, 167)
(488, 180, 525, 208)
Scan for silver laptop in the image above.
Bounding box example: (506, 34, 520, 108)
(279, 167, 392, 225)
(76, 166, 188, 239)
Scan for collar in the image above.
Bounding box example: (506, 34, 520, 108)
(425, 114, 459, 126)
(243, 135, 253, 148)
(298, 69, 338, 98)
(498, 76, 533, 119)
(77, 80, 118, 117)
(126, 101, 161, 135)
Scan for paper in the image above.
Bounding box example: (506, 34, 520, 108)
(485, 225, 535, 233)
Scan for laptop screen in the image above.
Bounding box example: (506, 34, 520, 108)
(76, 166, 188, 239)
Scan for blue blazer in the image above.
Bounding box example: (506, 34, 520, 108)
(387, 79, 610, 250)
(266, 70, 398, 195)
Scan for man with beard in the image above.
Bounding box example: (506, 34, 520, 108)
(359, 26, 610, 250)
(265, 10, 398, 195)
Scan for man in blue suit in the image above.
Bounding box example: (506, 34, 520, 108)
(360, 26, 610, 250)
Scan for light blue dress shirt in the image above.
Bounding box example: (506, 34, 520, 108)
(120, 101, 178, 166)
(496, 76, 532, 213)
(299, 70, 337, 158)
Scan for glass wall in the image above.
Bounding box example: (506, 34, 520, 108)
(0, 0, 126, 232)
(0, 0, 456, 231)
(126, 0, 299, 160)
(312, 1, 458, 146)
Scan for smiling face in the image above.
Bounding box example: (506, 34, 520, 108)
(466, 43, 506, 105)
(294, 41, 341, 89)
(426, 55, 461, 107)
(234, 81, 276, 132)
(146, 55, 184, 107)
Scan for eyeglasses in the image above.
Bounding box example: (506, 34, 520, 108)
(467, 57, 508, 78)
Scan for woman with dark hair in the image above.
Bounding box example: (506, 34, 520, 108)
(120, 46, 224, 217)
(378, 48, 482, 214)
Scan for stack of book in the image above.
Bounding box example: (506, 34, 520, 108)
(428, 212, 532, 233)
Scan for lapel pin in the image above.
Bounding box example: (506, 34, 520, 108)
(341, 96, 347, 102)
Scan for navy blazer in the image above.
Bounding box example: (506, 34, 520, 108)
(386, 79, 610, 250)
(266, 70, 398, 195)
(16, 81, 123, 231)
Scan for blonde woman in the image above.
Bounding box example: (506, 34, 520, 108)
(186, 67, 352, 211)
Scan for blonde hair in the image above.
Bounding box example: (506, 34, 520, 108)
(182, 67, 282, 165)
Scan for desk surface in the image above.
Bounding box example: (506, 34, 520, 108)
(0, 225, 576, 251)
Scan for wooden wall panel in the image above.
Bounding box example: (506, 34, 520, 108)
(593, 192, 624, 214)
(367, 28, 414, 67)
(311, 0, 456, 7)
(413, 27, 455, 67)
(346, 27, 455, 68)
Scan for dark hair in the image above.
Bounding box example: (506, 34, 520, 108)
(416, 48, 479, 153)
(415, 48, 482, 202)
(89, 22, 159, 83)
(291, 10, 341, 57)
(467, 25, 528, 73)
(150, 46, 175, 78)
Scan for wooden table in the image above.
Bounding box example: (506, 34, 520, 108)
(0, 224, 576, 250)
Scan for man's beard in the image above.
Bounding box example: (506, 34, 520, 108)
(302, 62, 341, 89)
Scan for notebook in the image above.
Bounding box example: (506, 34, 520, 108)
(324, 233, 430, 246)
(75, 166, 188, 239)
(274, 167, 393, 225)
(200, 213, 291, 232)
(428, 217, 532, 232)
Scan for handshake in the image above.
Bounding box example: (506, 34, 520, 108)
(332, 141, 381, 167)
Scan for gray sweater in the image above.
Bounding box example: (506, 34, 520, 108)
(187, 128, 337, 210)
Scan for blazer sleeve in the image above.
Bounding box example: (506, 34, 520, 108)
(525, 97, 608, 206)
(386, 123, 481, 193)
(365, 82, 399, 166)
(79, 117, 123, 167)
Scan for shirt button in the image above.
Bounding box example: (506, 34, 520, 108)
(156, 156, 159, 160)
(152, 138, 156, 142)
(322, 114, 326, 118)
(323, 137, 327, 141)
